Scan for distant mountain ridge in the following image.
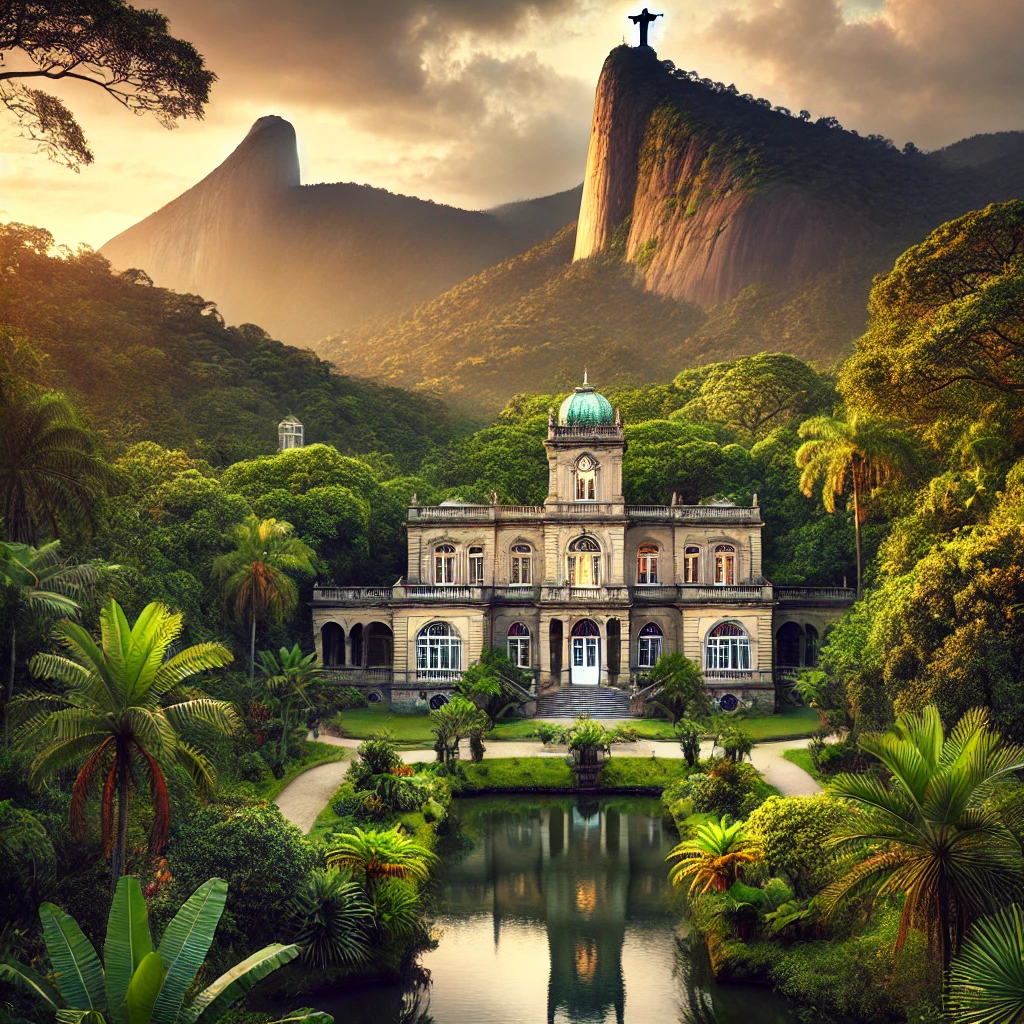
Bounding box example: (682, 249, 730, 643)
(100, 115, 582, 344)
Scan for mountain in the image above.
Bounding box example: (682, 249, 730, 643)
(100, 116, 582, 345)
(326, 47, 1024, 414)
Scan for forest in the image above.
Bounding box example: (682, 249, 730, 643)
(4, 197, 1024, 1024)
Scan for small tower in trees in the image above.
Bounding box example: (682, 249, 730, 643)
(278, 414, 304, 451)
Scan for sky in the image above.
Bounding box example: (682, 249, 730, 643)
(3, 0, 1023, 250)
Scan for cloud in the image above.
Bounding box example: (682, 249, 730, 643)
(696, 0, 1024, 149)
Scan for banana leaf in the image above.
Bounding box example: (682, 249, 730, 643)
(40, 903, 106, 1012)
(185, 944, 301, 1024)
(56, 1011, 109, 1024)
(150, 879, 227, 1024)
(125, 952, 166, 1024)
(105, 877, 154, 1024)
(0, 958, 62, 1010)
(271, 1010, 333, 1024)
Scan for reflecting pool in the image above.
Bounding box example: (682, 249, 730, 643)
(286, 795, 799, 1024)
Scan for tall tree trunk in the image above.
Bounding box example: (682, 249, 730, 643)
(279, 700, 290, 762)
(111, 749, 130, 891)
(4, 623, 14, 745)
(249, 614, 256, 684)
(852, 476, 863, 600)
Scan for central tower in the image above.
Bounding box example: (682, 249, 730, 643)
(543, 376, 625, 510)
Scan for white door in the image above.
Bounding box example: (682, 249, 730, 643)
(571, 636, 601, 685)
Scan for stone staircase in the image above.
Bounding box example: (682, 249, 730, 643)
(534, 686, 634, 719)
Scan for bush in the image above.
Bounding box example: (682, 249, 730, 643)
(168, 804, 318, 946)
(667, 758, 769, 818)
(535, 723, 562, 744)
(236, 752, 273, 784)
(744, 795, 850, 897)
(809, 737, 876, 775)
(349, 734, 402, 790)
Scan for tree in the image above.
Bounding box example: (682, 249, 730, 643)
(720, 726, 753, 763)
(666, 815, 761, 896)
(0, 539, 98, 738)
(0, 388, 110, 542)
(0, 0, 215, 170)
(0, 874, 327, 1024)
(326, 827, 437, 888)
(13, 599, 237, 884)
(796, 412, 916, 596)
(645, 652, 711, 726)
(687, 353, 832, 439)
(824, 705, 1024, 971)
(429, 695, 487, 763)
(212, 516, 314, 682)
(948, 905, 1024, 1024)
(674, 718, 702, 767)
(288, 868, 374, 970)
(257, 643, 321, 763)
(455, 647, 532, 727)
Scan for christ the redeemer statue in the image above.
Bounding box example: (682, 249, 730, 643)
(629, 8, 663, 48)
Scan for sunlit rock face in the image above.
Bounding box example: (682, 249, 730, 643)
(573, 45, 1024, 309)
(101, 116, 581, 344)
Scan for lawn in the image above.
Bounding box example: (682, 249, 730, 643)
(782, 747, 821, 781)
(333, 703, 823, 747)
(460, 755, 693, 791)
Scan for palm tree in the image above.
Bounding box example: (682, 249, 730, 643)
(327, 827, 437, 888)
(948, 905, 1024, 1024)
(429, 695, 487, 763)
(288, 868, 374, 969)
(12, 599, 238, 885)
(212, 516, 314, 682)
(0, 539, 99, 739)
(0, 389, 109, 543)
(258, 643, 321, 762)
(666, 815, 761, 896)
(824, 705, 1024, 971)
(796, 411, 916, 597)
(0, 875, 326, 1024)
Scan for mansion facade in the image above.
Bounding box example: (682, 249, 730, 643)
(312, 380, 854, 714)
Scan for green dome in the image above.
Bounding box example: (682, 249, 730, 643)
(558, 379, 614, 426)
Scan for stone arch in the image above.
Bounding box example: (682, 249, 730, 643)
(320, 622, 345, 667)
(776, 621, 804, 669)
(365, 621, 394, 667)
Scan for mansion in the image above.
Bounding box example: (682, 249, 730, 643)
(312, 379, 854, 715)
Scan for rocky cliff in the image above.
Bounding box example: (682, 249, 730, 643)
(575, 46, 1024, 309)
(100, 116, 581, 344)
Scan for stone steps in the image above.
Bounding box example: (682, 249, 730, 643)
(534, 686, 634, 719)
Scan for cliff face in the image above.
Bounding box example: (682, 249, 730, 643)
(574, 47, 1024, 310)
(100, 117, 581, 344)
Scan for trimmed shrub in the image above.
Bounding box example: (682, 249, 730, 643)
(236, 752, 273, 783)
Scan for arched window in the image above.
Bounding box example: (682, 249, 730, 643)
(637, 544, 659, 585)
(714, 544, 736, 586)
(468, 545, 484, 585)
(434, 544, 456, 585)
(684, 546, 700, 584)
(567, 535, 602, 587)
(417, 622, 462, 678)
(637, 622, 663, 669)
(507, 622, 531, 668)
(575, 455, 597, 502)
(705, 622, 751, 672)
(510, 544, 533, 586)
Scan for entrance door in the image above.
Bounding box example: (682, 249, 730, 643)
(570, 620, 601, 685)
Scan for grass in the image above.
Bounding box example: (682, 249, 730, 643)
(333, 703, 823, 747)
(598, 756, 693, 788)
(261, 741, 349, 802)
(460, 755, 695, 791)
(782, 747, 821, 782)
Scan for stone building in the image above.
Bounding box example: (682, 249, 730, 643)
(312, 379, 854, 715)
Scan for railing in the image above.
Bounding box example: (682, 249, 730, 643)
(321, 667, 393, 682)
(704, 669, 775, 684)
(626, 504, 761, 521)
(541, 585, 631, 603)
(678, 585, 771, 602)
(415, 668, 463, 682)
(490, 585, 541, 601)
(313, 587, 393, 603)
(631, 585, 680, 601)
(775, 586, 856, 603)
(408, 504, 546, 522)
(398, 585, 481, 601)
(549, 424, 624, 439)
(545, 501, 622, 516)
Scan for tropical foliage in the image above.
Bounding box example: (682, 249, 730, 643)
(666, 815, 761, 896)
(326, 827, 437, 887)
(948, 904, 1024, 1024)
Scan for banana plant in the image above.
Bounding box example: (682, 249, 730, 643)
(0, 876, 331, 1024)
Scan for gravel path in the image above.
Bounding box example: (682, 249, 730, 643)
(273, 732, 819, 832)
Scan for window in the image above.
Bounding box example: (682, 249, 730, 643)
(468, 546, 484, 585)
(507, 622, 531, 668)
(575, 455, 597, 501)
(434, 544, 456, 585)
(714, 544, 736, 585)
(705, 622, 751, 672)
(684, 546, 700, 584)
(637, 544, 659, 585)
(637, 622, 663, 668)
(567, 535, 601, 587)
(510, 544, 532, 585)
(416, 622, 462, 678)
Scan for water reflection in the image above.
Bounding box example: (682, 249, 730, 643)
(276, 796, 797, 1024)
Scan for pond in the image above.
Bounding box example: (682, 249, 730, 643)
(291, 795, 799, 1024)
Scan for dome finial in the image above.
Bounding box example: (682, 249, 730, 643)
(583, 367, 589, 386)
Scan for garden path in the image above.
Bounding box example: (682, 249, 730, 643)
(275, 733, 819, 831)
